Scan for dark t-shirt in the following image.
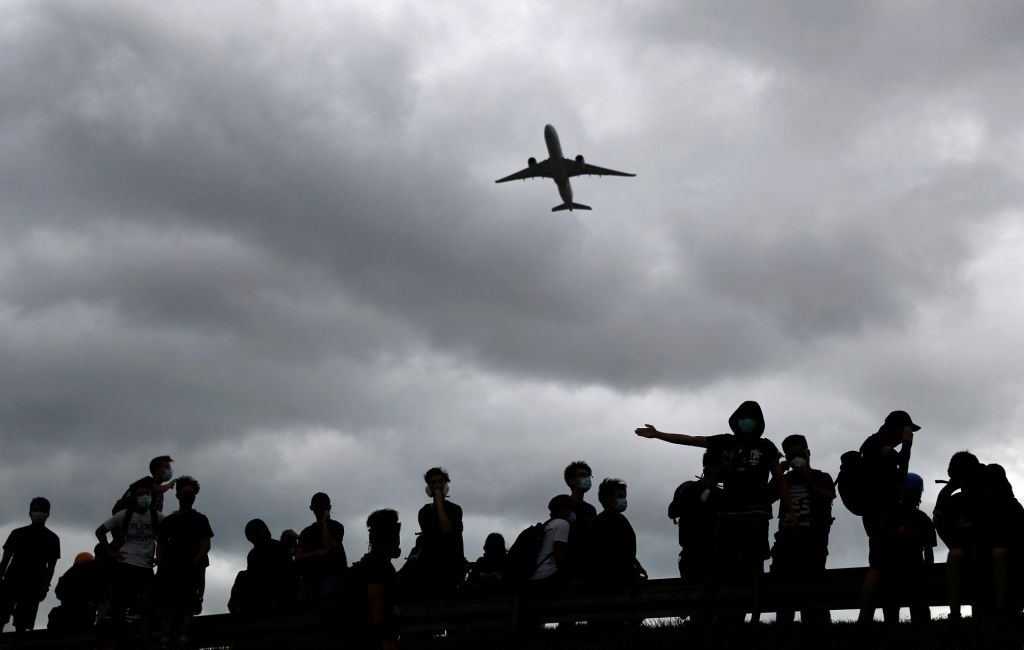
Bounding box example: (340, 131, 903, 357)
(157, 510, 213, 569)
(346, 551, 398, 647)
(859, 432, 908, 510)
(771, 469, 835, 531)
(585, 510, 638, 588)
(2, 525, 60, 587)
(417, 501, 465, 579)
(705, 434, 782, 513)
(896, 507, 937, 567)
(568, 499, 597, 546)
(298, 519, 347, 578)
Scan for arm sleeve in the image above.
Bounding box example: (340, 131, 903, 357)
(552, 519, 570, 544)
(101, 513, 123, 533)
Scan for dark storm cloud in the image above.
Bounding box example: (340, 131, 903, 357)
(2, 0, 1024, 619)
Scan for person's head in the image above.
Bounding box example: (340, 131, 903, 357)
(310, 492, 331, 519)
(175, 475, 200, 508)
(881, 410, 920, 441)
(988, 463, 1015, 498)
(598, 478, 628, 513)
(904, 472, 924, 508)
(702, 449, 724, 481)
(74, 551, 95, 565)
(150, 455, 174, 482)
(564, 461, 593, 494)
(424, 467, 451, 498)
(782, 434, 810, 468)
(244, 519, 272, 545)
(29, 497, 50, 525)
(729, 401, 765, 441)
(130, 478, 153, 511)
(548, 494, 575, 522)
(483, 533, 507, 557)
(281, 529, 299, 557)
(367, 509, 401, 558)
(947, 451, 981, 483)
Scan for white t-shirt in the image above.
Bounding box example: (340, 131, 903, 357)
(103, 509, 165, 569)
(530, 518, 570, 581)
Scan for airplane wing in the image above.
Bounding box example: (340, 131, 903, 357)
(564, 158, 636, 178)
(495, 159, 553, 183)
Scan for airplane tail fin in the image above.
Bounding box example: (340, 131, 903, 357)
(552, 202, 592, 212)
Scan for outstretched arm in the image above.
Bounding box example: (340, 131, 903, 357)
(634, 424, 706, 447)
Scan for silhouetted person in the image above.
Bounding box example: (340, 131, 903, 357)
(637, 401, 796, 622)
(0, 497, 60, 633)
(768, 434, 835, 625)
(345, 509, 401, 650)
(48, 552, 105, 632)
(156, 476, 212, 649)
(96, 479, 163, 643)
(882, 473, 934, 624)
(585, 479, 645, 592)
(857, 410, 919, 623)
(669, 451, 725, 584)
(148, 455, 176, 513)
(230, 519, 294, 613)
(935, 452, 1022, 619)
(466, 533, 508, 594)
(528, 495, 575, 595)
(414, 467, 466, 595)
(563, 461, 597, 583)
(296, 492, 347, 607)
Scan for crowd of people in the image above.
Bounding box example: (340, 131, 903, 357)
(1, 402, 1022, 648)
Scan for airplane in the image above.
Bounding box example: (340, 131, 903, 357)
(495, 124, 635, 212)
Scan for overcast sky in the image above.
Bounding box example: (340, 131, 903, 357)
(2, 0, 1024, 623)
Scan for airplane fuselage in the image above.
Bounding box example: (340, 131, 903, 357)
(544, 124, 573, 205)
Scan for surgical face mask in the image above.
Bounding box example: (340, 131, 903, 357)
(615, 498, 628, 513)
(578, 477, 592, 492)
(737, 418, 757, 435)
(426, 483, 450, 498)
(136, 495, 152, 510)
(162, 468, 173, 482)
(789, 457, 807, 469)
(567, 511, 577, 524)
(30, 511, 48, 525)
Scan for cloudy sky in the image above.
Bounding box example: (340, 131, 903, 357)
(2, 0, 1024, 622)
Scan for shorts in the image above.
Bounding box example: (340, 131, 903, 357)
(863, 511, 900, 570)
(712, 512, 770, 576)
(770, 529, 828, 576)
(0, 580, 42, 631)
(113, 563, 155, 605)
(157, 566, 202, 614)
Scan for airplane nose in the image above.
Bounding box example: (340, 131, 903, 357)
(544, 124, 556, 137)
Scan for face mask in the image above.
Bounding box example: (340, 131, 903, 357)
(737, 418, 757, 435)
(162, 468, 173, 482)
(137, 495, 152, 510)
(615, 498, 628, 513)
(789, 457, 807, 469)
(567, 512, 577, 524)
(579, 477, 592, 492)
(30, 511, 48, 525)
(426, 483, 450, 497)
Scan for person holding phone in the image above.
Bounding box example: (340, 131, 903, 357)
(295, 492, 347, 607)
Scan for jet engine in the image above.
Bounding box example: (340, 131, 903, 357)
(528, 157, 537, 169)
(575, 154, 584, 165)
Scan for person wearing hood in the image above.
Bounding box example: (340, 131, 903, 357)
(636, 401, 796, 622)
(0, 497, 60, 633)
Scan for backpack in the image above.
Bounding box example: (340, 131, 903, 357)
(504, 520, 551, 583)
(836, 450, 871, 516)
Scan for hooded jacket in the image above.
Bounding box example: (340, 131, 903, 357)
(705, 401, 781, 513)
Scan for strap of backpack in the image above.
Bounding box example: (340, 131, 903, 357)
(114, 508, 133, 548)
